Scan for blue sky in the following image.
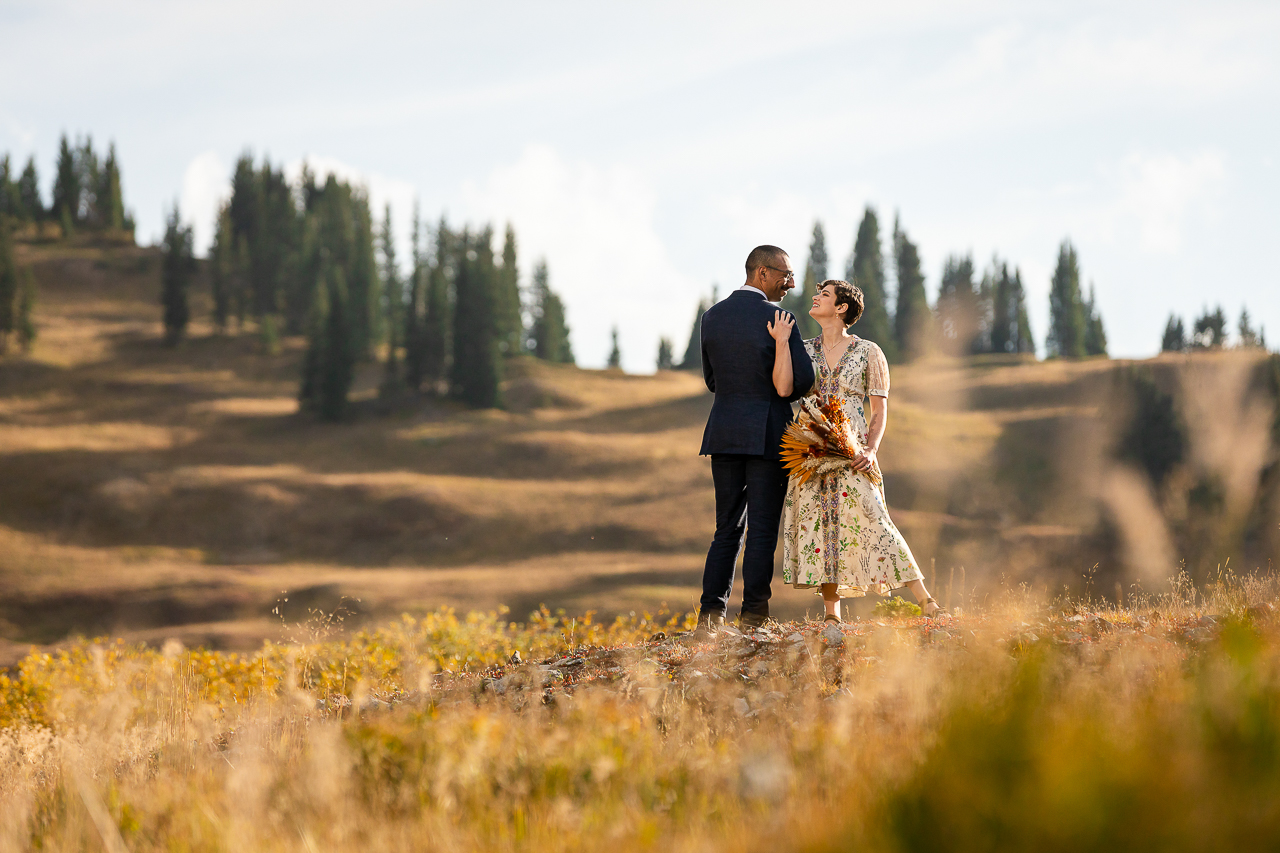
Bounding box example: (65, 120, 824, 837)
(2, 0, 1276, 370)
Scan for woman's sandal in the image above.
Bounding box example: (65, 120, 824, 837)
(924, 597, 950, 620)
(824, 614, 842, 624)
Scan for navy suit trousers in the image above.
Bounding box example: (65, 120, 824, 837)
(700, 453, 788, 618)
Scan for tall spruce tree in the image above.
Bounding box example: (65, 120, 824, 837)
(1083, 283, 1108, 357)
(1161, 314, 1187, 352)
(378, 204, 401, 390)
(607, 326, 622, 369)
(299, 263, 355, 421)
(678, 295, 708, 370)
(1047, 239, 1087, 359)
(160, 206, 196, 346)
(0, 216, 15, 353)
(208, 206, 237, 332)
(422, 219, 452, 390)
(450, 228, 503, 408)
(1192, 306, 1227, 348)
(985, 261, 1035, 356)
(347, 189, 380, 360)
(495, 224, 523, 356)
(18, 157, 43, 223)
(892, 213, 930, 362)
(657, 337, 674, 371)
(1008, 268, 1034, 355)
(52, 135, 80, 235)
(1237, 308, 1263, 349)
(936, 254, 978, 356)
(404, 205, 429, 391)
(100, 143, 126, 232)
(0, 157, 17, 221)
(529, 259, 573, 364)
(782, 221, 825, 338)
(846, 207, 896, 360)
(74, 136, 100, 228)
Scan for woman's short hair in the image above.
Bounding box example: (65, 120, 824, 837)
(822, 279, 864, 327)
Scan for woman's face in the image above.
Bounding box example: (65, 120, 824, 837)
(809, 285, 845, 322)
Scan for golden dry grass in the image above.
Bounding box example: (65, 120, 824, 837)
(1, 576, 1279, 851)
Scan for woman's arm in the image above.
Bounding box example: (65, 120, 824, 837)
(767, 310, 795, 397)
(852, 395, 887, 472)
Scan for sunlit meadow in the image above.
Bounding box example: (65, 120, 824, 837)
(2, 572, 1279, 852)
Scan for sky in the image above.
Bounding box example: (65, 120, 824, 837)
(2, 0, 1277, 370)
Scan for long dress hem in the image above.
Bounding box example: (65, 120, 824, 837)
(781, 336, 924, 598)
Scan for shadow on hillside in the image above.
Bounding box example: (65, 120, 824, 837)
(0, 438, 702, 568)
(559, 392, 711, 434)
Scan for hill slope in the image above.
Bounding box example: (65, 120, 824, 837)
(1, 241, 1276, 660)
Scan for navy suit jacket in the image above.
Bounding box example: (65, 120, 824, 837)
(698, 289, 816, 460)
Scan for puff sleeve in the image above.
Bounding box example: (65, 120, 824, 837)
(865, 342, 890, 397)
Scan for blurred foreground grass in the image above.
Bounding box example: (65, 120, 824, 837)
(2, 576, 1280, 852)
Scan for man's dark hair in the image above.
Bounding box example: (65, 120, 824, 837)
(823, 279, 864, 327)
(745, 245, 786, 276)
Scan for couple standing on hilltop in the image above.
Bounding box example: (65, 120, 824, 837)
(695, 244, 943, 636)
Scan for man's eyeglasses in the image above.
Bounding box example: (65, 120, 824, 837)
(763, 265, 795, 282)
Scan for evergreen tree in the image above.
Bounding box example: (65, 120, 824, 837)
(422, 219, 452, 390)
(74, 136, 100, 228)
(100, 143, 127, 232)
(657, 337, 674, 371)
(985, 260, 1035, 355)
(1238, 308, 1263, 348)
(225, 154, 305, 333)
(1046, 239, 1087, 359)
(52, 134, 80, 236)
(1192, 306, 1227, 348)
(1083, 283, 1108, 357)
(936, 254, 978, 356)
(495, 224, 523, 355)
(607, 326, 622, 369)
(990, 262, 1013, 354)
(782, 221, 825, 337)
(299, 263, 355, 421)
(846, 207, 896, 360)
(17, 266, 36, 353)
(1009, 268, 1034, 355)
(347, 189, 380, 360)
(1161, 314, 1187, 352)
(892, 213, 930, 362)
(403, 204, 429, 391)
(0, 157, 19, 221)
(678, 296, 708, 370)
(18, 157, 43, 223)
(530, 259, 573, 364)
(378, 204, 401, 391)
(208, 205, 236, 332)
(160, 205, 196, 346)
(450, 228, 503, 408)
(0, 216, 15, 352)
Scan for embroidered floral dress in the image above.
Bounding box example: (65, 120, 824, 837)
(781, 336, 924, 597)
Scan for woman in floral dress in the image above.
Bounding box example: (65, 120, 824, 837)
(777, 280, 943, 622)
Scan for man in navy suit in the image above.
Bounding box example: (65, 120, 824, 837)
(696, 245, 815, 634)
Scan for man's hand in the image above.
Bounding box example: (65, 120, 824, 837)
(767, 310, 794, 342)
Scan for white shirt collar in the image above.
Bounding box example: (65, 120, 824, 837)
(738, 284, 772, 301)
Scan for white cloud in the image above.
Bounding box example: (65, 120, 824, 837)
(460, 145, 702, 371)
(179, 150, 229, 255)
(1106, 150, 1227, 253)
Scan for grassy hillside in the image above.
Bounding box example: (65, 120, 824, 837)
(1, 240, 1276, 661)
